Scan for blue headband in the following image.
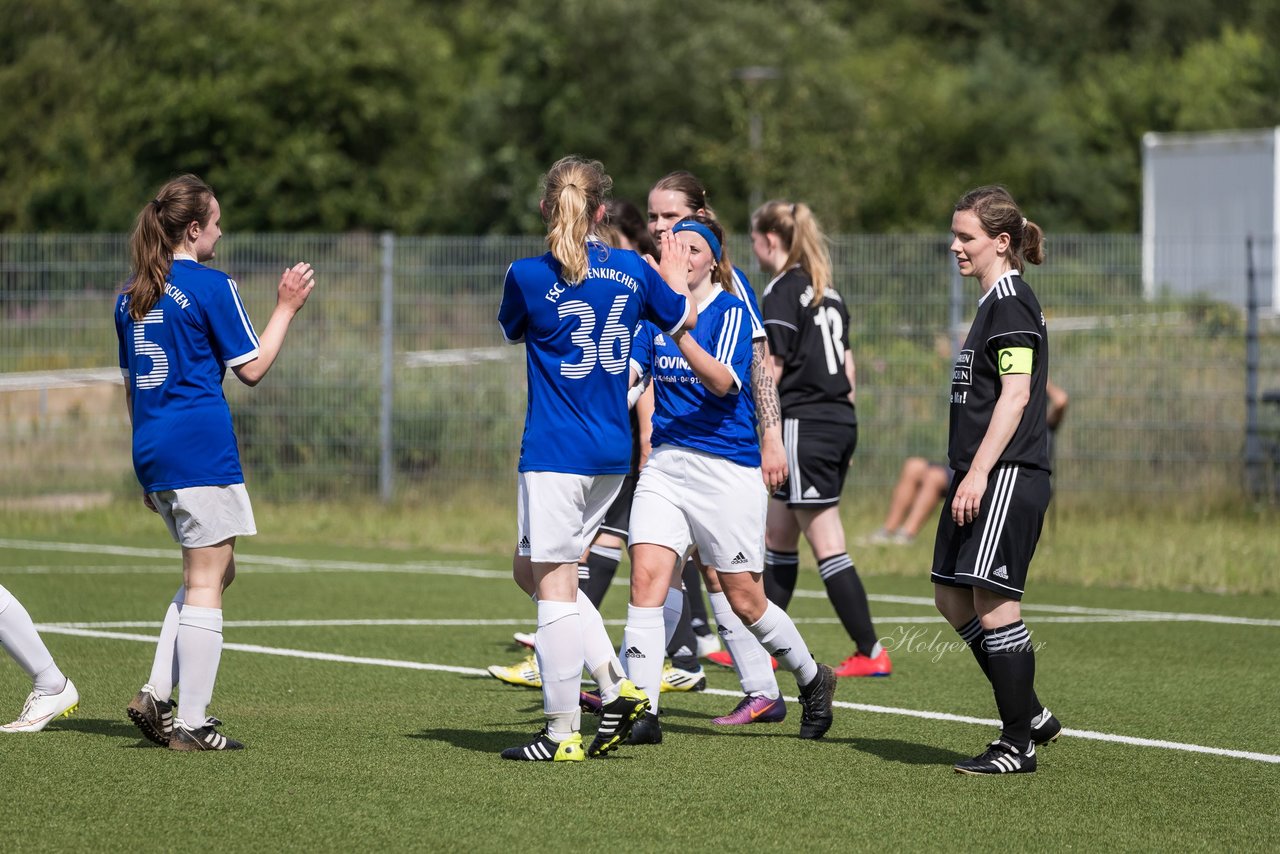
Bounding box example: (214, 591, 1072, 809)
(670, 220, 722, 261)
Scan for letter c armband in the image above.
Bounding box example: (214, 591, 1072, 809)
(997, 347, 1033, 375)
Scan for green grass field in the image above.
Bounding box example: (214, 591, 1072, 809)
(1, 506, 1277, 851)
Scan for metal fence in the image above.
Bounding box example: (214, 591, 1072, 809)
(2, 233, 1277, 504)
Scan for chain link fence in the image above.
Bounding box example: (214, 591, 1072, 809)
(3, 233, 1277, 504)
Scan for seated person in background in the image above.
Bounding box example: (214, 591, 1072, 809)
(862, 381, 1068, 546)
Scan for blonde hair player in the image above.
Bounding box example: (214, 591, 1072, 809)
(496, 156, 696, 762)
(118, 174, 314, 751)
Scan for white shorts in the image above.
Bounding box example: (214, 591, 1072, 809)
(149, 484, 257, 549)
(516, 472, 625, 564)
(628, 445, 765, 573)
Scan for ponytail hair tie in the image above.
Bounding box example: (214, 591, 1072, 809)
(151, 199, 163, 211)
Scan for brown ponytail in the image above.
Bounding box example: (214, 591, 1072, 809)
(542, 156, 612, 285)
(124, 174, 214, 320)
(954, 185, 1045, 271)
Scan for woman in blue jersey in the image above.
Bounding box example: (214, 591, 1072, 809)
(496, 155, 696, 762)
(621, 215, 837, 745)
(117, 174, 314, 751)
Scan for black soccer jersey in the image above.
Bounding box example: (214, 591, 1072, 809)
(948, 271, 1050, 473)
(762, 267, 856, 425)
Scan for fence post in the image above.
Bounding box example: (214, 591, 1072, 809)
(1244, 235, 1260, 497)
(379, 231, 395, 504)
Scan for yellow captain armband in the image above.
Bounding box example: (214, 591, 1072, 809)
(997, 347, 1033, 375)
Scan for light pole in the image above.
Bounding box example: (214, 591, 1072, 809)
(732, 66, 780, 223)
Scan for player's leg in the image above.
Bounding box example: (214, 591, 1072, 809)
(703, 566, 785, 726)
(660, 582, 706, 693)
(763, 499, 801, 608)
(680, 556, 719, 656)
(0, 584, 78, 733)
(899, 464, 951, 541)
(949, 466, 1055, 774)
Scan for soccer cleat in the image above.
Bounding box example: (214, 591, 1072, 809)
(954, 739, 1036, 775)
(1031, 707, 1063, 745)
(660, 665, 707, 693)
(579, 690, 603, 716)
(168, 718, 245, 752)
(512, 631, 536, 650)
(706, 649, 779, 671)
(712, 694, 787, 725)
(695, 633, 722, 658)
(486, 655, 541, 689)
(624, 712, 662, 745)
(833, 647, 893, 678)
(127, 684, 176, 746)
(0, 679, 79, 733)
(586, 679, 650, 757)
(797, 663, 837, 739)
(500, 729, 584, 762)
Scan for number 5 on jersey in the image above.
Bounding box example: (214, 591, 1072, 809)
(134, 308, 170, 389)
(558, 294, 631, 378)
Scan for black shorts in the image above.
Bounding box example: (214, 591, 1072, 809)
(774, 418, 857, 508)
(597, 472, 638, 538)
(930, 464, 1049, 601)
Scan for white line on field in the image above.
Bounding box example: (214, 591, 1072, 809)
(34, 624, 1280, 765)
(39, 614, 1220, 630)
(5, 538, 1277, 627)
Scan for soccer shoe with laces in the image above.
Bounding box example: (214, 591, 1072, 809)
(0, 679, 79, 733)
(706, 649, 779, 671)
(586, 679, 650, 757)
(486, 655, 541, 689)
(660, 665, 707, 693)
(797, 663, 837, 739)
(712, 694, 786, 725)
(169, 718, 244, 751)
(954, 739, 1036, 775)
(1031, 707, 1062, 745)
(500, 729, 584, 762)
(624, 712, 662, 745)
(127, 684, 176, 746)
(833, 647, 892, 678)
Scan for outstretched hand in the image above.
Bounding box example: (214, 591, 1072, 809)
(277, 262, 316, 313)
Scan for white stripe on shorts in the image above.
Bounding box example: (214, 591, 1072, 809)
(973, 465, 1018, 579)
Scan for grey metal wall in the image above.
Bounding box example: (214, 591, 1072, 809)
(3, 233, 1277, 504)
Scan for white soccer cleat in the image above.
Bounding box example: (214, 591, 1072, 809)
(512, 631, 536, 650)
(1, 679, 79, 733)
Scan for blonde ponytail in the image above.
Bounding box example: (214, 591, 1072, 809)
(751, 199, 833, 304)
(541, 156, 612, 286)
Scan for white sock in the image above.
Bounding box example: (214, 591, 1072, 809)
(577, 590, 624, 703)
(709, 591, 779, 699)
(662, 587, 684, 647)
(621, 604, 665, 714)
(0, 584, 65, 694)
(747, 602, 819, 686)
(147, 587, 184, 702)
(175, 605, 223, 727)
(534, 600, 582, 741)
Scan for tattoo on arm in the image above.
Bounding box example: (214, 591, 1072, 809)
(752, 340, 781, 432)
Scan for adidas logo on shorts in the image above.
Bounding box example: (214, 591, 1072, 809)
(518, 536, 530, 549)
(803, 486, 820, 499)
(730, 552, 748, 566)
(993, 565, 1009, 579)
(624, 646, 645, 659)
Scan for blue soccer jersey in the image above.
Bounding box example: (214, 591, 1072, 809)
(498, 241, 691, 475)
(115, 256, 260, 492)
(639, 289, 760, 467)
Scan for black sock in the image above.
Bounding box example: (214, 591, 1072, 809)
(817, 553, 878, 656)
(957, 617, 1042, 712)
(764, 549, 800, 609)
(666, 590, 700, 671)
(983, 621, 1037, 749)
(579, 545, 621, 609)
(680, 557, 712, 638)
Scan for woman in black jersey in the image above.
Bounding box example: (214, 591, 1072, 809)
(750, 200, 888, 679)
(934, 185, 1061, 775)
